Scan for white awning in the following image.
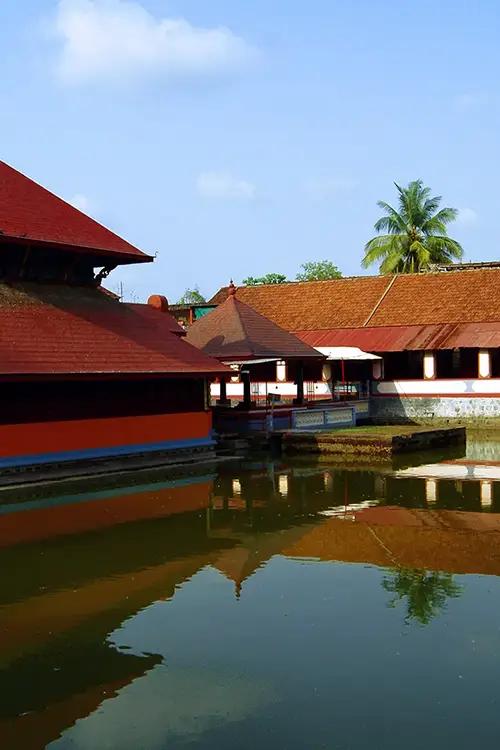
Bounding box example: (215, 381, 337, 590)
(315, 346, 381, 361)
(222, 358, 280, 366)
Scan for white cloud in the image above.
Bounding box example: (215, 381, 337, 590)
(196, 172, 256, 200)
(457, 207, 478, 226)
(53, 0, 256, 84)
(68, 192, 93, 213)
(304, 176, 358, 200)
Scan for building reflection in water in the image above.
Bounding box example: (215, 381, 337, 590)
(1, 449, 500, 747)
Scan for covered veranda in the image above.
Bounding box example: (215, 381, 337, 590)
(186, 286, 361, 431)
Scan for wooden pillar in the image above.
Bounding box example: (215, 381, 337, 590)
(294, 360, 305, 405)
(242, 369, 252, 409)
(478, 349, 491, 379)
(423, 351, 436, 380)
(217, 378, 230, 406)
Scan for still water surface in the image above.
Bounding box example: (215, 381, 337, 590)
(2, 435, 500, 749)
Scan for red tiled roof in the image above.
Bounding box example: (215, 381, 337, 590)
(0, 283, 228, 376)
(0, 161, 152, 264)
(298, 322, 500, 351)
(127, 303, 186, 336)
(298, 326, 426, 352)
(369, 271, 500, 326)
(210, 269, 500, 331)
(186, 294, 321, 361)
(210, 277, 390, 329)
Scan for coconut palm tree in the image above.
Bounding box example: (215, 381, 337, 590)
(363, 180, 464, 273)
(383, 568, 462, 625)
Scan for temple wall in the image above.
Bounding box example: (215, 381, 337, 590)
(0, 411, 213, 468)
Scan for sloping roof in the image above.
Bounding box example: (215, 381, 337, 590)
(0, 161, 151, 264)
(209, 269, 500, 331)
(369, 271, 500, 326)
(127, 303, 186, 336)
(210, 276, 390, 329)
(185, 294, 321, 361)
(299, 322, 500, 351)
(0, 283, 228, 376)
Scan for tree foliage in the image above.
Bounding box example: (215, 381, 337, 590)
(242, 273, 288, 286)
(177, 286, 206, 304)
(296, 260, 342, 281)
(363, 180, 463, 274)
(383, 568, 462, 625)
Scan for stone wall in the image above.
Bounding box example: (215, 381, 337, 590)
(370, 396, 500, 425)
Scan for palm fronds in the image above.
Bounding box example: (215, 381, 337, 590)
(363, 180, 464, 274)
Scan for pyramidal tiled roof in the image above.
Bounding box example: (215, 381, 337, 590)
(0, 161, 151, 264)
(186, 292, 321, 361)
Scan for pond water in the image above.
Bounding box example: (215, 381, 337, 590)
(2, 434, 500, 749)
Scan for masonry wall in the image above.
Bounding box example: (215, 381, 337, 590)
(370, 378, 500, 424)
(371, 395, 500, 425)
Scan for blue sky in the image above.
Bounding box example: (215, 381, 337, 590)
(1, 0, 499, 300)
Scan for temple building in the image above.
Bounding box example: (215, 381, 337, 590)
(0, 160, 228, 475)
(186, 283, 323, 406)
(185, 284, 348, 431)
(209, 269, 500, 422)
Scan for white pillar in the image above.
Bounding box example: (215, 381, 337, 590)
(478, 349, 491, 379)
(480, 480, 493, 509)
(374, 475, 386, 499)
(426, 478, 438, 505)
(276, 360, 287, 383)
(372, 359, 383, 380)
(423, 351, 436, 380)
(321, 363, 332, 382)
(278, 474, 289, 497)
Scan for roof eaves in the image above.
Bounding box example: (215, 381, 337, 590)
(0, 234, 153, 264)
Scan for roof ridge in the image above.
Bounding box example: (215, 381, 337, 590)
(227, 295, 251, 343)
(211, 266, 500, 298)
(363, 274, 398, 327)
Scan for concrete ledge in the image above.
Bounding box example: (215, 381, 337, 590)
(0, 445, 220, 488)
(279, 426, 466, 461)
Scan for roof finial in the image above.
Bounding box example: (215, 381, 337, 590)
(228, 279, 237, 297)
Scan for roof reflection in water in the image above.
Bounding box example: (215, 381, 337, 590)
(1, 449, 500, 747)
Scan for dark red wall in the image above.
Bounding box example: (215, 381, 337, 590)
(0, 378, 206, 424)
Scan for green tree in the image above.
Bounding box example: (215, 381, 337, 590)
(242, 273, 288, 286)
(363, 180, 463, 274)
(296, 260, 342, 281)
(177, 286, 206, 304)
(383, 568, 462, 625)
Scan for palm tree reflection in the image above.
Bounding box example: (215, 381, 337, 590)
(383, 568, 462, 625)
